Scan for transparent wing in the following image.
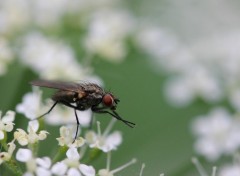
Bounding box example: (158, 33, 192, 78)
(30, 80, 84, 93)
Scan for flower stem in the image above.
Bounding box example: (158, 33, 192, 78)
(139, 163, 145, 176)
(29, 142, 39, 158)
(192, 157, 208, 176)
(111, 158, 137, 174)
(4, 159, 23, 176)
(0, 131, 8, 151)
(52, 146, 68, 163)
(106, 151, 111, 170)
(82, 148, 102, 164)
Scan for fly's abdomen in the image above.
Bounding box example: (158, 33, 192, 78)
(52, 90, 76, 103)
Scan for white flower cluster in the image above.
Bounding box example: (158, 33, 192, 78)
(14, 120, 48, 146)
(0, 0, 138, 77)
(136, 27, 240, 109)
(15, 147, 95, 176)
(0, 110, 15, 140)
(0, 86, 138, 175)
(19, 32, 88, 80)
(0, 141, 16, 164)
(84, 9, 134, 61)
(0, 109, 136, 176)
(136, 24, 240, 174)
(14, 146, 136, 176)
(191, 107, 240, 161)
(192, 156, 240, 176)
(191, 107, 240, 176)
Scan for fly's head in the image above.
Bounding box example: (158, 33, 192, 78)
(102, 93, 120, 110)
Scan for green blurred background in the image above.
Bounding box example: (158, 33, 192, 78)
(1, 0, 239, 175)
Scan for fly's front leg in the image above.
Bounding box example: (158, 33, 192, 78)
(33, 101, 58, 120)
(92, 106, 136, 128)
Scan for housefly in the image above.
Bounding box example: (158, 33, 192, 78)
(30, 80, 135, 141)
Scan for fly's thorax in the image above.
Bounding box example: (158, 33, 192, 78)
(83, 83, 104, 94)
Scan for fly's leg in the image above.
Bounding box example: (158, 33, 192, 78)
(112, 110, 136, 127)
(92, 106, 136, 128)
(33, 101, 58, 120)
(58, 101, 82, 143)
(73, 109, 80, 143)
(89, 115, 94, 129)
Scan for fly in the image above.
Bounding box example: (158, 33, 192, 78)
(30, 80, 135, 141)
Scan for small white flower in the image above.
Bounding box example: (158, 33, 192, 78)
(0, 152, 11, 165)
(191, 107, 240, 161)
(14, 129, 29, 146)
(16, 88, 44, 120)
(0, 110, 15, 140)
(16, 148, 52, 175)
(0, 141, 16, 165)
(14, 121, 49, 146)
(85, 120, 122, 152)
(56, 126, 85, 147)
(51, 147, 95, 176)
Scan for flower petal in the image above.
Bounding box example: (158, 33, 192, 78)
(4, 123, 14, 132)
(68, 168, 81, 176)
(36, 167, 51, 176)
(0, 130, 4, 140)
(36, 157, 51, 169)
(38, 131, 49, 140)
(51, 162, 67, 175)
(27, 120, 39, 133)
(79, 164, 95, 176)
(16, 148, 32, 162)
(66, 147, 80, 160)
(2, 111, 15, 123)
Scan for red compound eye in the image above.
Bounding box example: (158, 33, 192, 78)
(103, 94, 114, 107)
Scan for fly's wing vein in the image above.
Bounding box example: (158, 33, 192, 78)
(30, 80, 84, 93)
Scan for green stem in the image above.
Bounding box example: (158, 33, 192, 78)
(28, 142, 39, 158)
(52, 146, 68, 163)
(38, 118, 45, 131)
(4, 159, 23, 176)
(0, 132, 8, 151)
(82, 148, 102, 164)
